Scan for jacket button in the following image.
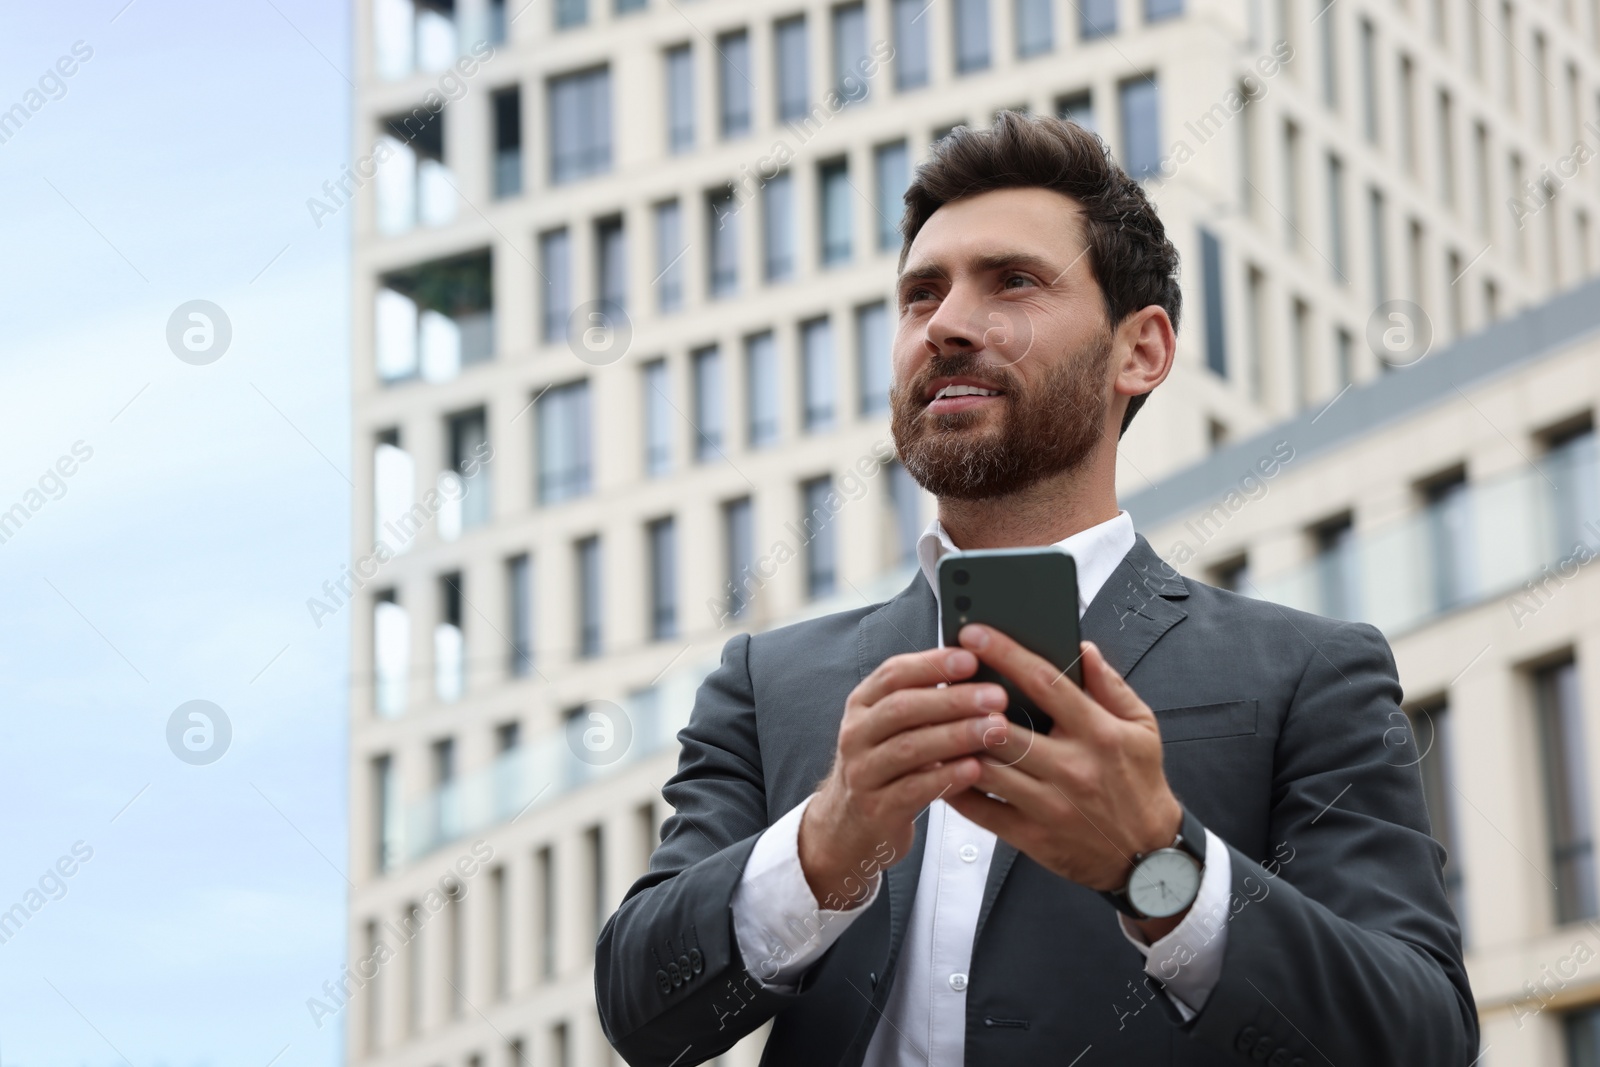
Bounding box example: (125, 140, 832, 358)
(689, 948, 704, 974)
(668, 961, 683, 988)
(1235, 1027, 1259, 1053)
(1252, 1035, 1274, 1061)
(1268, 1051, 1290, 1066)
(678, 954, 693, 981)
(655, 970, 671, 995)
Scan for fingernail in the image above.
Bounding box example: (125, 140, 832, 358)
(948, 649, 976, 672)
(977, 686, 1006, 710)
(964, 625, 990, 650)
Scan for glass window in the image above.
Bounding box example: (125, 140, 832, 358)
(648, 517, 677, 640)
(372, 754, 395, 872)
(802, 476, 838, 598)
(555, 0, 588, 28)
(1147, 0, 1183, 21)
(718, 29, 752, 138)
(1199, 226, 1227, 377)
(1543, 424, 1600, 559)
(1016, 0, 1054, 55)
(892, 0, 931, 89)
(801, 317, 836, 432)
(1567, 1004, 1600, 1067)
(1422, 471, 1473, 612)
(1360, 18, 1378, 143)
(763, 171, 796, 282)
(820, 158, 852, 265)
(725, 497, 756, 620)
(492, 86, 522, 199)
(1119, 77, 1161, 180)
(874, 141, 910, 251)
(1057, 90, 1097, 132)
(539, 228, 572, 344)
(834, 2, 870, 103)
(1211, 555, 1251, 592)
(692, 344, 725, 462)
(575, 535, 603, 657)
(1328, 152, 1347, 283)
(856, 301, 891, 415)
(597, 216, 626, 314)
(549, 66, 611, 183)
(1318, 0, 1337, 105)
(1409, 700, 1466, 938)
(1313, 514, 1360, 620)
(776, 16, 809, 122)
(654, 200, 685, 313)
(954, 0, 992, 72)
(666, 44, 694, 154)
(1081, 0, 1118, 39)
(1538, 659, 1597, 923)
(536, 380, 592, 504)
(642, 359, 672, 477)
(708, 187, 739, 297)
(374, 592, 408, 717)
(887, 460, 924, 565)
(507, 554, 533, 676)
(746, 331, 780, 448)
(447, 407, 491, 529)
(616, 0, 647, 12)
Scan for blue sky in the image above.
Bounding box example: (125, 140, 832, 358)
(0, 3, 352, 1065)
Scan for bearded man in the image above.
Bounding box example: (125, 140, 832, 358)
(596, 111, 1478, 1067)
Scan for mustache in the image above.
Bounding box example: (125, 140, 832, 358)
(911, 355, 1020, 399)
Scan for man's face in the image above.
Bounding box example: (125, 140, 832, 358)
(889, 187, 1116, 501)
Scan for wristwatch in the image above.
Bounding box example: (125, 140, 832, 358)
(1101, 805, 1207, 921)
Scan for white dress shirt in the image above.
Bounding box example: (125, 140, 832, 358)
(730, 511, 1231, 1065)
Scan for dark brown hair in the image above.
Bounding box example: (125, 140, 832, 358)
(898, 110, 1181, 436)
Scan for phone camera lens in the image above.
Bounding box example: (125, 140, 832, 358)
(955, 595, 971, 611)
(953, 569, 969, 586)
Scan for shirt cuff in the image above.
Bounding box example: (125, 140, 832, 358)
(729, 794, 883, 992)
(1116, 827, 1232, 1020)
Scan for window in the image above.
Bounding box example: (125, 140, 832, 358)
(1057, 90, 1097, 132)
(377, 251, 495, 383)
(1211, 555, 1251, 592)
(892, 0, 931, 89)
(763, 171, 796, 281)
(1421, 470, 1472, 612)
(377, 104, 454, 234)
(834, 3, 870, 103)
(874, 141, 910, 251)
(1313, 514, 1359, 619)
(536, 845, 556, 979)
(549, 66, 611, 183)
(492, 86, 522, 198)
(647, 517, 678, 640)
(1016, 0, 1054, 53)
(555, 0, 587, 28)
(1119, 77, 1161, 180)
(371, 754, 396, 873)
(820, 159, 852, 265)
(725, 497, 756, 619)
(1335, 327, 1353, 387)
(597, 216, 627, 314)
(1146, 0, 1183, 21)
(718, 29, 752, 138)
(575, 535, 603, 657)
(585, 824, 606, 934)
(1359, 18, 1378, 143)
(954, 0, 992, 72)
(1567, 1004, 1600, 1066)
(1408, 699, 1466, 936)
(508, 554, 533, 675)
(708, 187, 739, 297)
(1199, 227, 1227, 377)
(1438, 90, 1455, 207)
(436, 573, 465, 703)
(374, 591, 409, 717)
(432, 737, 456, 845)
(665, 45, 694, 153)
(1328, 153, 1346, 283)
(1318, 0, 1337, 108)
(856, 301, 891, 415)
(642, 359, 672, 478)
(654, 200, 685, 313)
(491, 866, 509, 999)
(802, 476, 839, 598)
(447, 407, 491, 530)
(776, 16, 809, 121)
(1282, 119, 1302, 250)
(536, 380, 592, 504)
(887, 461, 924, 565)
(1081, 0, 1117, 39)
(1369, 186, 1388, 302)
(1543, 423, 1600, 558)
(617, 0, 647, 10)
(1537, 659, 1597, 923)
(801, 317, 836, 432)
(746, 331, 780, 448)
(540, 228, 572, 344)
(692, 345, 725, 462)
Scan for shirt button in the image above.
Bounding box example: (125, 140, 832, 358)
(959, 844, 979, 863)
(949, 972, 969, 992)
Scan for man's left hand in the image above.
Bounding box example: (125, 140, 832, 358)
(944, 624, 1184, 929)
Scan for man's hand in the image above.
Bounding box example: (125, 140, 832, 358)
(799, 645, 1009, 910)
(942, 626, 1185, 937)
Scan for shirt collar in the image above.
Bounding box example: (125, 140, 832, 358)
(915, 510, 1136, 620)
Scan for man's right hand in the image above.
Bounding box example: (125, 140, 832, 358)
(797, 646, 1009, 909)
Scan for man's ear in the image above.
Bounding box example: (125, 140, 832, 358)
(1113, 306, 1176, 402)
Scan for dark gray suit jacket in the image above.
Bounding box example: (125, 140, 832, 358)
(595, 535, 1478, 1066)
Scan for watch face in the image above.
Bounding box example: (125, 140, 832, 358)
(1128, 849, 1202, 918)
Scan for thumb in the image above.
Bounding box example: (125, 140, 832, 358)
(1081, 641, 1147, 721)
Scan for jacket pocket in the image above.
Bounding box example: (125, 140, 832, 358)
(1154, 699, 1259, 742)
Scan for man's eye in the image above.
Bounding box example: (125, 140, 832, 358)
(906, 287, 935, 302)
(1002, 274, 1034, 289)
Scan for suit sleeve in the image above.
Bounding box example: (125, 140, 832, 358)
(595, 632, 815, 1066)
(1179, 621, 1480, 1065)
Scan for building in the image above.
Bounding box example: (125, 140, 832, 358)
(344, 0, 1600, 1063)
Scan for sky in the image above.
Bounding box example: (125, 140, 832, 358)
(0, 3, 354, 1065)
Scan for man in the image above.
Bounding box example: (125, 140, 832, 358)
(596, 112, 1477, 1066)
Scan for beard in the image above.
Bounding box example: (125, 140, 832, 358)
(889, 329, 1115, 501)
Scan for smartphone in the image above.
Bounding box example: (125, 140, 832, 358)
(936, 547, 1082, 735)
